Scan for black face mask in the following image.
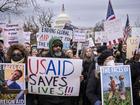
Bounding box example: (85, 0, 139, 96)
(12, 53, 24, 61)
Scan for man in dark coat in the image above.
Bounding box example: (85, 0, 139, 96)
(38, 37, 72, 105)
(0, 38, 5, 63)
(0, 38, 6, 93)
(86, 50, 114, 105)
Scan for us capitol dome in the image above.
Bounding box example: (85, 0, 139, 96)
(54, 4, 71, 29)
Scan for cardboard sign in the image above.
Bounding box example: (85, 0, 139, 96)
(104, 19, 123, 42)
(126, 36, 140, 59)
(73, 29, 86, 42)
(28, 57, 82, 96)
(100, 65, 133, 105)
(37, 27, 72, 49)
(3, 24, 22, 47)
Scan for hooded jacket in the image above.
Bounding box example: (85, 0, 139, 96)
(46, 37, 65, 58)
(38, 37, 72, 105)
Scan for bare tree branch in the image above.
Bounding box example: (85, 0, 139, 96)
(38, 8, 54, 27)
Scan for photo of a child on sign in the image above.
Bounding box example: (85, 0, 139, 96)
(100, 65, 133, 105)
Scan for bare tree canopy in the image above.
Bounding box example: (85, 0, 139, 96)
(38, 8, 54, 27)
(94, 20, 105, 31)
(0, 0, 50, 14)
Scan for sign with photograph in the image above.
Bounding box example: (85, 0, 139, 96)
(0, 63, 25, 105)
(100, 65, 133, 105)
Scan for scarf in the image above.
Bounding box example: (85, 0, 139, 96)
(11, 58, 25, 63)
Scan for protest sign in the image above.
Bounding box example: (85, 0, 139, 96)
(82, 38, 95, 48)
(104, 19, 123, 42)
(37, 27, 72, 49)
(28, 57, 82, 96)
(100, 65, 133, 105)
(3, 24, 22, 47)
(95, 31, 108, 44)
(73, 29, 86, 42)
(0, 63, 25, 105)
(126, 36, 139, 59)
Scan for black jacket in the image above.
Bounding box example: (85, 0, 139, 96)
(130, 62, 140, 105)
(86, 70, 101, 105)
(0, 52, 5, 63)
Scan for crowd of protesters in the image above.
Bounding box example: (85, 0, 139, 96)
(0, 35, 140, 105)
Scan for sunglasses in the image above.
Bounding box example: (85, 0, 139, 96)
(12, 53, 23, 56)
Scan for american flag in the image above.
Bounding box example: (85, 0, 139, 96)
(123, 14, 131, 43)
(106, 0, 116, 21)
(106, 0, 119, 46)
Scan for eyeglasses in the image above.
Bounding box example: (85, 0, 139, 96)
(12, 53, 23, 56)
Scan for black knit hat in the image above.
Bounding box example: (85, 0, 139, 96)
(97, 45, 107, 53)
(52, 39, 63, 48)
(97, 49, 113, 65)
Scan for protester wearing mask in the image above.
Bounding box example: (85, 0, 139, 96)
(6, 44, 39, 105)
(86, 49, 114, 105)
(6, 44, 28, 63)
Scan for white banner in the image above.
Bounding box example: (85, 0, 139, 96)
(82, 38, 95, 48)
(37, 27, 72, 49)
(3, 24, 22, 47)
(95, 31, 108, 44)
(28, 57, 82, 96)
(104, 19, 123, 42)
(73, 29, 86, 42)
(126, 36, 140, 59)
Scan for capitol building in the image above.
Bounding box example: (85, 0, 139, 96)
(54, 4, 71, 29)
(54, 4, 95, 41)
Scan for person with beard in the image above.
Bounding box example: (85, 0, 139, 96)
(38, 37, 73, 105)
(86, 49, 115, 105)
(46, 37, 65, 58)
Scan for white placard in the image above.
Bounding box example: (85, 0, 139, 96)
(37, 27, 72, 49)
(28, 57, 82, 96)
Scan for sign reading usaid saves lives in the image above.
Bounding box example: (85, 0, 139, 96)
(27, 57, 82, 96)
